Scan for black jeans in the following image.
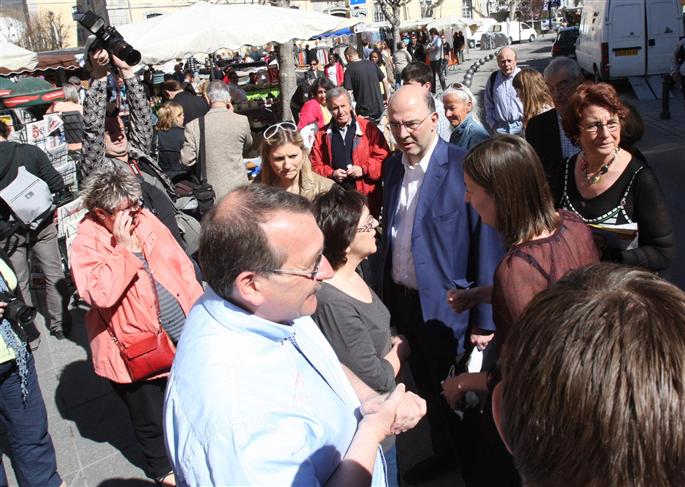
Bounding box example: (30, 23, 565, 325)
(110, 378, 171, 479)
(387, 281, 461, 459)
(429, 60, 447, 93)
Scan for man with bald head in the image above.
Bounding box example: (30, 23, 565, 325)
(381, 85, 502, 481)
(164, 184, 425, 486)
(484, 47, 523, 134)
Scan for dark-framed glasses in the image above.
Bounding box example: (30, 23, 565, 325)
(264, 121, 297, 139)
(106, 199, 143, 216)
(579, 119, 620, 134)
(356, 215, 377, 233)
(388, 112, 435, 134)
(268, 253, 324, 280)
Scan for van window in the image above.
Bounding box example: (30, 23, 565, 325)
(611, 5, 642, 38)
(521, 23, 531, 29)
(492, 25, 502, 32)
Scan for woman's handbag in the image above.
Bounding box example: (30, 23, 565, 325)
(104, 264, 176, 382)
(108, 327, 175, 382)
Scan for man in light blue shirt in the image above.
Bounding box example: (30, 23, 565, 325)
(484, 47, 524, 135)
(164, 184, 425, 486)
(426, 28, 447, 93)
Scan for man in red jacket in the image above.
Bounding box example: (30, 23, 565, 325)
(309, 87, 390, 217)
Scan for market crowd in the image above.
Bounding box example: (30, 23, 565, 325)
(0, 31, 682, 487)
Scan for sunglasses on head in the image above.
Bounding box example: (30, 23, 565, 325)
(264, 121, 297, 139)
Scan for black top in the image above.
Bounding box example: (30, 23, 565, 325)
(174, 91, 209, 126)
(156, 126, 186, 179)
(313, 282, 395, 394)
(343, 59, 385, 120)
(559, 154, 674, 272)
(61, 111, 84, 144)
(526, 108, 564, 203)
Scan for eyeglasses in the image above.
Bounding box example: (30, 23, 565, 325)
(106, 199, 143, 216)
(388, 112, 435, 134)
(579, 119, 620, 134)
(264, 121, 297, 139)
(268, 253, 324, 280)
(356, 215, 377, 233)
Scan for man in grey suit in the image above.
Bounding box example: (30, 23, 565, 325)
(181, 81, 253, 199)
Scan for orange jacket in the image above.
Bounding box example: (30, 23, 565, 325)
(70, 209, 203, 383)
(309, 116, 390, 216)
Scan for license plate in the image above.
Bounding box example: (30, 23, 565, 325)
(615, 49, 638, 56)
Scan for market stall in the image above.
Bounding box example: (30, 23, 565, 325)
(116, 2, 359, 65)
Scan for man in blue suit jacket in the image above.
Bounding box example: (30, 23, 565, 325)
(381, 85, 502, 481)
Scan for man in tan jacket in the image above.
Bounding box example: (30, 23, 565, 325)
(181, 81, 253, 199)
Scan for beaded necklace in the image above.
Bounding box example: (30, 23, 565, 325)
(580, 148, 619, 184)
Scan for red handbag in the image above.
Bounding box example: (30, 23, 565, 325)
(109, 327, 175, 382)
(105, 264, 176, 382)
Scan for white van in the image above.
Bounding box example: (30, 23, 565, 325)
(468, 18, 498, 48)
(489, 21, 537, 44)
(575, 0, 683, 80)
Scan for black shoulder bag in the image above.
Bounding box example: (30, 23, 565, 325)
(174, 117, 216, 216)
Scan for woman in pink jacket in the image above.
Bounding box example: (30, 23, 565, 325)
(70, 167, 202, 486)
(297, 77, 334, 130)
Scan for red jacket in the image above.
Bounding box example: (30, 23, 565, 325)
(70, 209, 203, 383)
(297, 99, 326, 130)
(310, 117, 390, 216)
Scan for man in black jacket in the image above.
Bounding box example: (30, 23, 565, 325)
(162, 79, 209, 125)
(0, 120, 68, 339)
(525, 57, 584, 202)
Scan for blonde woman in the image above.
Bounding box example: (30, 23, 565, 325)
(256, 122, 334, 201)
(154, 101, 186, 179)
(195, 80, 211, 106)
(513, 68, 554, 130)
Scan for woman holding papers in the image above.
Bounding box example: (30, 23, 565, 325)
(558, 82, 674, 272)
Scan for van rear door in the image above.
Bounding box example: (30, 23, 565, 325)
(646, 0, 682, 75)
(608, 0, 646, 77)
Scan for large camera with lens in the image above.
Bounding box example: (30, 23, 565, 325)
(0, 291, 36, 327)
(77, 11, 141, 66)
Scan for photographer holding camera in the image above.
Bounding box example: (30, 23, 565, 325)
(0, 120, 69, 341)
(82, 44, 187, 248)
(0, 247, 64, 487)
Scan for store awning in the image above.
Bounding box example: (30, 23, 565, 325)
(0, 77, 64, 108)
(0, 39, 38, 76)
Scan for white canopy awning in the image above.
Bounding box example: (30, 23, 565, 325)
(426, 16, 474, 31)
(355, 18, 434, 33)
(0, 39, 38, 75)
(116, 2, 361, 64)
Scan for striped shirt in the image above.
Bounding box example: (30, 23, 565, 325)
(134, 253, 186, 343)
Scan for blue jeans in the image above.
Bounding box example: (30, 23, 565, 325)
(384, 443, 400, 487)
(0, 354, 61, 487)
(495, 121, 523, 135)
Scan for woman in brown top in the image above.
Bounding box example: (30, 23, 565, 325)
(440, 135, 599, 486)
(257, 123, 333, 201)
(442, 135, 599, 403)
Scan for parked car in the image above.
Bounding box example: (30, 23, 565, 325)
(552, 26, 580, 57)
(488, 21, 537, 44)
(575, 0, 683, 80)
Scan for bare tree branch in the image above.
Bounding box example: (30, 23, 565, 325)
(0, 9, 70, 51)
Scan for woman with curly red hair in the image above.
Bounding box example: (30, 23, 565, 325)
(558, 82, 674, 272)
